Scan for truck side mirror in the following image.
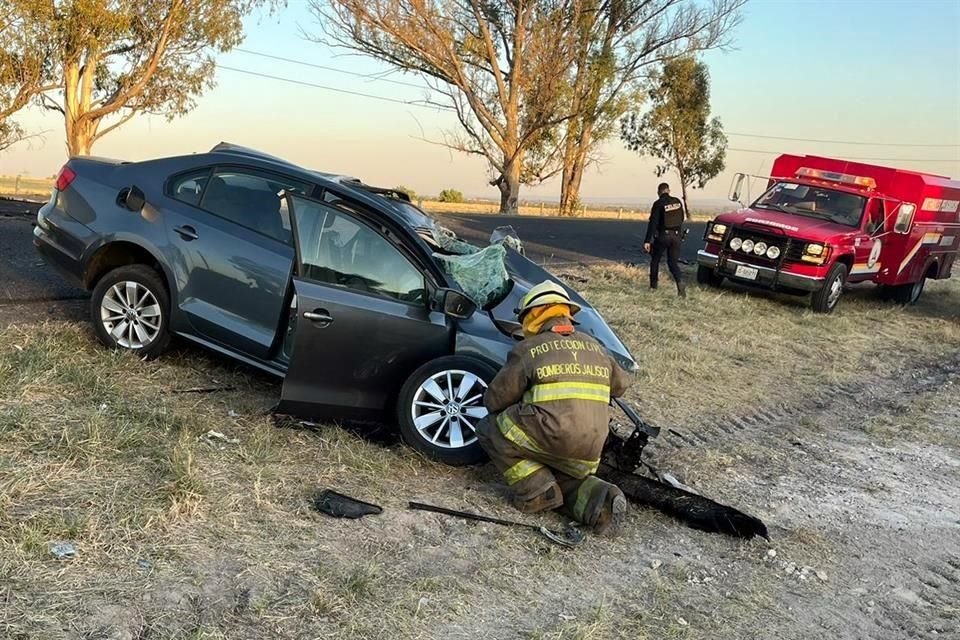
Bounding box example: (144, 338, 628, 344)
(893, 203, 916, 235)
(435, 288, 477, 320)
(118, 185, 146, 212)
(729, 173, 746, 204)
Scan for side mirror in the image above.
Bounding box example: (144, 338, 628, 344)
(729, 173, 746, 203)
(436, 288, 477, 319)
(119, 185, 146, 212)
(893, 203, 916, 235)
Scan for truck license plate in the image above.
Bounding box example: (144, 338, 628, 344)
(735, 265, 759, 280)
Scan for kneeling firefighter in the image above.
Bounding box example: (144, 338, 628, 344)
(477, 281, 632, 535)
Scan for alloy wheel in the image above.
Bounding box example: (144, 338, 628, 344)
(410, 370, 488, 449)
(827, 274, 843, 308)
(100, 281, 162, 349)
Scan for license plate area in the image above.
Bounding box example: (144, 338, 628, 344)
(734, 265, 759, 280)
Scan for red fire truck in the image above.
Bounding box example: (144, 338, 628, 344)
(696, 154, 960, 313)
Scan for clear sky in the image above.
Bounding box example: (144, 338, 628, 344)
(2, 0, 959, 204)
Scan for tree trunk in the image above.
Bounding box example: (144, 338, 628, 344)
(63, 49, 99, 156)
(680, 178, 690, 219)
(66, 119, 95, 156)
(497, 157, 522, 215)
(559, 122, 593, 217)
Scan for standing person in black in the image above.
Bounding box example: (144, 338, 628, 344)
(644, 182, 687, 297)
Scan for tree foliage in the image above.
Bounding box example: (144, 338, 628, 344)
(556, 0, 744, 215)
(620, 56, 726, 208)
(311, 0, 592, 214)
(5, 0, 280, 156)
(0, 2, 51, 152)
(438, 188, 464, 203)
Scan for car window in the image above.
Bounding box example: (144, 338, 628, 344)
(169, 169, 211, 207)
(290, 195, 426, 304)
(200, 169, 310, 243)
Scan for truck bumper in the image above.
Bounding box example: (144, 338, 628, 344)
(697, 250, 824, 293)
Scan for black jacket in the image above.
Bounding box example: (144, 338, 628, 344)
(645, 194, 686, 244)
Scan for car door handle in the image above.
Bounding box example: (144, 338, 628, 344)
(174, 225, 199, 241)
(303, 310, 333, 326)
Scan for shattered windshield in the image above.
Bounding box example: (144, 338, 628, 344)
(753, 182, 866, 227)
(431, 228, 512, 309)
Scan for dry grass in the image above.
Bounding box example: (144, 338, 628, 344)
(2, 267, 960, 638)
(0, 175, 53, 198)
(420, 199, 717, 222)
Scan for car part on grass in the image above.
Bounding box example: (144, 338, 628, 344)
(408, 501, 585, 548)
(313, 490, 383, 519)
(49, 542, 76, 560)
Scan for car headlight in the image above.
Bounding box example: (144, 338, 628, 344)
(804, 243, 825, 256)
(767, 245, 781, 259)
(729, 237, 743, 251)
(801, 243, 829, 264)
(742, 239, 755, 253)
(754, 241, 767, 256)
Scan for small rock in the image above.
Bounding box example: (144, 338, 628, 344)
(650, 559, 663, 570)
(784, 562, 797, 574)
(868, 600, 875, 607)
(815, 570, 828, 582)
(767, 549, 777, 559)
(49, 542, 76, 560)
(677, 617, 688, 626)
(227, 409, 239, 418)
(136, 558, 152, 569)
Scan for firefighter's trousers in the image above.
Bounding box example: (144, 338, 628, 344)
(477, 414, 623, 529)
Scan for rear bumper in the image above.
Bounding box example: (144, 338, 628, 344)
(33, 202, 88, 289)
(697, 250, 824, 292)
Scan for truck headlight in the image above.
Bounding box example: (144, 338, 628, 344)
(708, 223, 728, 242)
(767, 246, 781, 259)
(729, 237, 743, 251)
(804, 243, 824, 256)
(754, 241, 767, 256)
(801, 243, 828, 264)
(742, 239, 755, 253)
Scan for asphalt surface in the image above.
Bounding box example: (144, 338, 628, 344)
(0, 198, 706, 322)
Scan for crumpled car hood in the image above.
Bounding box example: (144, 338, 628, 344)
(488, 249, 639, 373)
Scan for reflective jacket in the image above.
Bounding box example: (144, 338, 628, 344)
(484, 317, 631, 477)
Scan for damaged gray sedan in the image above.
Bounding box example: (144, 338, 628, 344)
(34, 143, 638, 465)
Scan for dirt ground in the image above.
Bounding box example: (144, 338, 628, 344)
(1, 266, 958, 639)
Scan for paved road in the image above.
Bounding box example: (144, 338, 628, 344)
(0, 198, 707, 312)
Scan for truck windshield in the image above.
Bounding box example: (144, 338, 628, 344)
(753, 182, 866, 227)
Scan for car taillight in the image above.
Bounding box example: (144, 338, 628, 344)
(55, 166, 76, 191)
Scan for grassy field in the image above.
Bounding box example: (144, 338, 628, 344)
(1, 267, 959, 638)
(0, 175, 53, 198)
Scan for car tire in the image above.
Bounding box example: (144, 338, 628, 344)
(90, 265, 172, 358)
(397, 355, 498, 466)
(696, 265, 724, 287)
(891, 278, 925, 306)
(811, 262, 847, 314)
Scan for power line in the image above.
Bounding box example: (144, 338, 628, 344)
(728, 132, 959, 148)
(728, 147, 960, 164)
(216, 65, 452, 111)
(234, 48, 428, 90)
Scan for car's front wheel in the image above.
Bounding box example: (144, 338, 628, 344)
(90, 265, 171, 358)
(397, 355, 498, 466)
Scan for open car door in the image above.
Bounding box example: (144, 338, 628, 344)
(277, 192, 453, 421)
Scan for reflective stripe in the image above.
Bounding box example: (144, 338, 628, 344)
(496, 414, 600, 479)
(503, 459, 545, 485)
(524, 381, 611, 404)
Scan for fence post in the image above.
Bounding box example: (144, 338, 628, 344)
(539, 202, 544, 216)
(618, 207, 623, 219)
(14, 175, 21, 196)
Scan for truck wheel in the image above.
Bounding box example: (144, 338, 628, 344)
(891, 278, 925, 305)
(811, 263, 847, 314)
(696, 265, 724, 287)
(90, 265, 172, 358)
(397, 355, 497, 466)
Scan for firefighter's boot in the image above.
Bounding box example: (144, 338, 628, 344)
(511, 467, 564, 514)
(561, 476, 628, 537)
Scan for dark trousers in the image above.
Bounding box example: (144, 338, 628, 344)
(650, 231, 683, 287)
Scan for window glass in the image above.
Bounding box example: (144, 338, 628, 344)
(169, 169, 211, 207)
(291, 195, 426, 304)
(753, 182, 866, 227)
(200, 169, 310, 243)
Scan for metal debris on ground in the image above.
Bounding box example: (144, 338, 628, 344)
(312, 489, 383, 519)
(199, 430, 240, 445)
(408, 501, 585, 548)
(48, 542, 76, 561)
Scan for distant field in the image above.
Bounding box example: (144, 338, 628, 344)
(0, 175, 53, 198)
(0, 175, 719, 221)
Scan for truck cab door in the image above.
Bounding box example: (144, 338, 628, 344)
(278, 192, 452, 421)
(851, 198, 886, 281)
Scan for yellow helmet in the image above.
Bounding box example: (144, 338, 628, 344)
(516, 280, 582, 319)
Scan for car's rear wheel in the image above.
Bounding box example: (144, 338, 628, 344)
(890, 278, 926, 306)
(397, 355, 497, 466)
(90, 265, 171, 358)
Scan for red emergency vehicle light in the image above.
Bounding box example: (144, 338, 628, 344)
(796, 167, 877, 190)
